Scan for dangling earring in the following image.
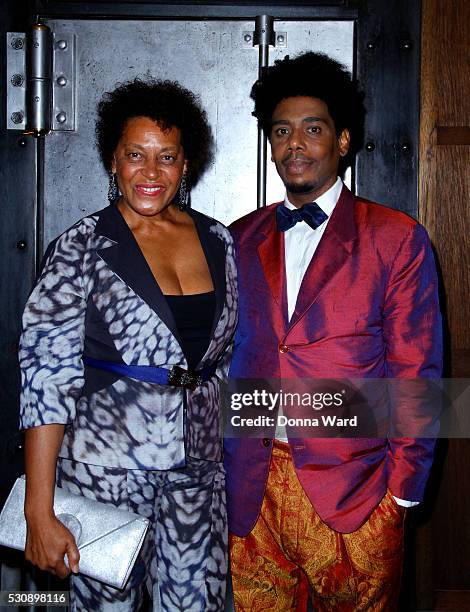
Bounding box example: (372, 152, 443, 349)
(177, 173, 189, 211)
(107, 172, 119, 202)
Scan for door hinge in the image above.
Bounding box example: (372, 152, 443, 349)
(6, 25, 76, 136)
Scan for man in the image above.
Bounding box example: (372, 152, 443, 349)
(225, 52, 441, 611)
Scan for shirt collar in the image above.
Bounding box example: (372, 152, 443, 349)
(284, 176, 343, 216)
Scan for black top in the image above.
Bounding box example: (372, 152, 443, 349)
(165, 291, 216, 370)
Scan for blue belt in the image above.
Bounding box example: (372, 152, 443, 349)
(83, 356, 217, 390)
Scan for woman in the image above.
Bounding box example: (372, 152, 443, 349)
(19, 78, 237, 611)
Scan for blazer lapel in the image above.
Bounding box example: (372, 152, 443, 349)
(289, 186, 357, 327)
(94, 204, 181, 342)
(187, 208, 226, 338)
(257, 205, 286, 312)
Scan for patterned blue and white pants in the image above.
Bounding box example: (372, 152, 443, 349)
(56, 457, 227, 612)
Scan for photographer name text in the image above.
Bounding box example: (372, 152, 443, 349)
(230, 414, 357, 427)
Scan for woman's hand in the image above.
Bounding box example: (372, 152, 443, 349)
(23, 424, 77, 579)
(25, 512, 80, 579)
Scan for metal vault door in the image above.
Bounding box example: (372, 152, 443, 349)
(1, 18, 353, 608)
(39, 18, 353, 244)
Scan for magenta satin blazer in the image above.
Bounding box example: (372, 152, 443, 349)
(225, 186, 442, 535)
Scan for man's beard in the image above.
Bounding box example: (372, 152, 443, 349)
(284, 181, 316, 195)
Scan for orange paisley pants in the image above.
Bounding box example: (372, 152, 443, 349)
(229, 441, 405, 611)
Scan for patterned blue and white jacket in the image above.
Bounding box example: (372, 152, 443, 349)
(19, 203, 238, 470)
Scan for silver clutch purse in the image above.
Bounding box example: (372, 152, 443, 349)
(0, 476, 150, 589)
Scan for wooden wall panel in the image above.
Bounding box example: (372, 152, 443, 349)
(420, 0, 470, 360)
(418, 0, 470, 606)
(434, 145, 470, 353)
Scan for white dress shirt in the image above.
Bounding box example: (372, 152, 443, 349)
(284, 177, 342, 320)
(277, 177, 417, 508)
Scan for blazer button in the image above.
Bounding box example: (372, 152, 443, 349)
(262, 438, 271, 447)
(279, 344, 289, 353)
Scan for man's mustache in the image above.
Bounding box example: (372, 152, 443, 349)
(282, 153, 313, 164)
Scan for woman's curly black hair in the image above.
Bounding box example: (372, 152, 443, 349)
(251, 52, 365, 161)
(96, 78, 213, 188)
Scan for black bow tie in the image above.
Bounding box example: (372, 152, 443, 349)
(276, 202, 328, 232)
